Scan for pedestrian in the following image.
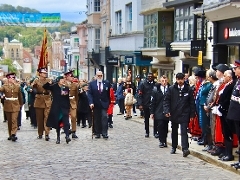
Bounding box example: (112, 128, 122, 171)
(107, 86, 115, 128)
(115, 78, 125, 115)
(64, 70, 79, 138)
(227, 60, 240, 169)
(0, 73, 23, 141)
(195, 69, 212, 147)
(150, 75, 170, 145)
(43, 76, 71, 144)
(135, 75, 144, 118)
(31, 67, 52, 141)
(87, 71, 111, 139)
(137, 72, 155, 138)
(0, 78, 7, 122)
(163, 72, 195, 157)
(77, 83, 91, 128)
(124, 88, 135, 120)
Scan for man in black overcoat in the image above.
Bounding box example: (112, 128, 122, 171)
(163, 73, 195, 157)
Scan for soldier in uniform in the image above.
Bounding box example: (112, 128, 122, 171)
(31, 67, 52, 141)
(0, 73, 23, 141)
(64, 70, 79, 138)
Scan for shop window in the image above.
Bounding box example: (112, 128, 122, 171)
(228, 46, 239, 64)
(174, 6, 194, 41)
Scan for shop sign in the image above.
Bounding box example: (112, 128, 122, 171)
(224, 27, 240, 39)
(106, 57, 118, 65)
(125, 56, 133, 64)
(190, 40, 206, 57)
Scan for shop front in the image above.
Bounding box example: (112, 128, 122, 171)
(213, 17, 240, 66)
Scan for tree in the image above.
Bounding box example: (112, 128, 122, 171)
(0, 58, 17, 73)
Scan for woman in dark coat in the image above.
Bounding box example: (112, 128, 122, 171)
(43, 76, 71, 144)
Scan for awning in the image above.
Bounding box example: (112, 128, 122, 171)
(12, 60, 23, 70)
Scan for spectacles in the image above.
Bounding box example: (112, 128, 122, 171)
(10, 77, 16, 79)
(97, 75, 103, 77)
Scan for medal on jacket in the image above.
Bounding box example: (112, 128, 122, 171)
(61, 86, 69, 96)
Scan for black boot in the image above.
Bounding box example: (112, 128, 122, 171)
(45, 135, 50, 141)
(72, 132, 78, 139)
(65, 136, 71, 144)
(222, 140, 234, 161)
(11, 134, 17, 142)
(56, 136, 60, 144)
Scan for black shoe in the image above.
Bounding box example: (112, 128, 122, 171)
(3, 120, 7, 123)
(222, 155, 234, 161)
(154, 134, 159, 138)
(197, 140, 204, 145)
(170, 148, 176, 154)
(45, 135, 50, 141)
(183, 150, 190, 157)
(231, 162, 240, 166)
(82, 125, 86, 128)
(17, 127, 20, 130)
(102, 134, 108, 139)
(145, 134, 149, 138)
(65, 136, 71, 144)
(235, 150, 240, 155)
(164, 142, 168, 147)
(37, 135, 43, 139)
(95, 134, 101, 139)
(11, 134, 17, 142)
(125, 117, 129, 120)
(159, 142, 164, 148)
(109, 124, 113, 128)
(234, 163, 240, 169)
(218, 153, 225, 159)
(89, 125, 92, 128)
(7, 137, 11, 140)
(202, 145, 213, 152)
(72, 133, 78, 139)
(56, 137, 60, 144)
(211, 147, 223, 156)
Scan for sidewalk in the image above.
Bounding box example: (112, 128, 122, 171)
(125, 110, 240, 175)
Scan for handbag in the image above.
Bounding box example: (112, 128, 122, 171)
(133, 97, 137, 104)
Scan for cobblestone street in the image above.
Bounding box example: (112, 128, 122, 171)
(0, 107, 239, 180)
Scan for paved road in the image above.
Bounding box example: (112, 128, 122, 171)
(0, 108, 239, 180)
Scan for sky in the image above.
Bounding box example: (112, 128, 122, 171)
(0, 1, 87, 23)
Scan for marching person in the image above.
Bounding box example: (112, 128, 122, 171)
(31, 67, 52, 141)
(87, 71, 111, 139)
(43, 76, 71, 144)
(138, 72, 155, 137)
(0, 73, 23, 141)
(163, 73, 195, 157)
(64, 70, 79, 138)
(150, 75, 170, 147)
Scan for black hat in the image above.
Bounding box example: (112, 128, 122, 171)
(6, 72, 16, 79)
(56, 76, 64, 82)
(64, 70, 74, 77)
(136, 75, 140, 79)
(214, 64, 229, 73)
(37, 67, 47, 73)
(195, 69, 206, 78)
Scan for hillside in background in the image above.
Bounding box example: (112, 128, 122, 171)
(0, 4, 75, 53)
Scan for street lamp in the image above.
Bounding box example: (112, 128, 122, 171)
(76, 55, 79, 79)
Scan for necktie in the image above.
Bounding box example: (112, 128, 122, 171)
(164, 86, 166, 94)
(99, 82, 101, 93)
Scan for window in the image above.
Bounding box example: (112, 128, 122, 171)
(126, 3, 132, 32)
(116, 11, 122, 34)
(144, 13, 158, 48)
(94, 0, 100, 12)
(74, 38, 79, 48)
(174, 6, 194, 41)
(11, 49, 14, 58)
(74, 55, 79, 62)
(16, 49, 19, 58)
(95, 29, 100, 51)
(102, 22, 106, 46)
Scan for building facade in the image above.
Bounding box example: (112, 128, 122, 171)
(194, 0, 240, 66)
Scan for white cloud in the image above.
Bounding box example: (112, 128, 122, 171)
(0, 1, 87, 23)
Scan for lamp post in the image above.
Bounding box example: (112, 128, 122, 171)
(76, 55, 79, 79)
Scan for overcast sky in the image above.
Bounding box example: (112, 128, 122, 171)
(0, 1, 87, 23)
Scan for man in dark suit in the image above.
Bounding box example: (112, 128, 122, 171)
(88, 71, 111, 139)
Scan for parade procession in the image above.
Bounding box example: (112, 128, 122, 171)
(2, 1, 240, 179)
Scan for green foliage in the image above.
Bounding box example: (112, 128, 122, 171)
(0, 4, 39, 13)
(0, 58, 17, 73)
